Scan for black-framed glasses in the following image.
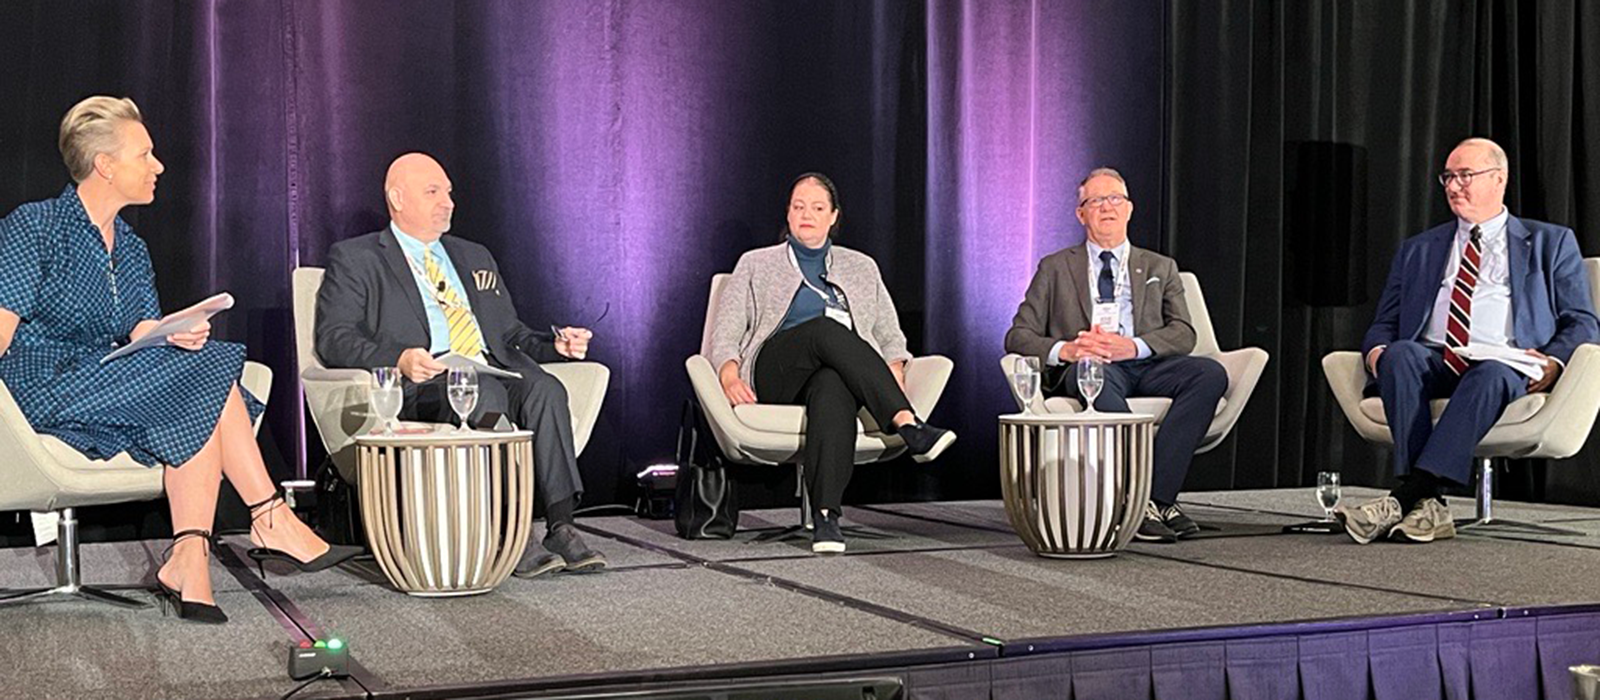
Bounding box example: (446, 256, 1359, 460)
(1078, 194, 1131, 209)
(1437, 167, 1501, 188)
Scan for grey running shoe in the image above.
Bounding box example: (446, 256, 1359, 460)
(1134, 501, 1178, 543)
(1334, 496, 1404, 545)
(512, 538, 565, 579)
(1390, 498, 1456, 543)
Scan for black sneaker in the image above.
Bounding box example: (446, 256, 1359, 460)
(812, 509, 845, 555)
(543, 523, 607, 573)
(1159, 503, 1201, 539)
(898, 420, 957, 463)
(512, 538, 566, 579)
(1134, 502, 1177, 543)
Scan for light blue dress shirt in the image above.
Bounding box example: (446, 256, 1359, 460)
(1048, 238, 1152, 365)
(390, 223, 477, 355)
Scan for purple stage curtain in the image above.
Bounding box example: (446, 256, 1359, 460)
(0, 0, 1164, 516)
(907, 611, 1600, 699)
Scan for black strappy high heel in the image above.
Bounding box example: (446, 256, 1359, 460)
(243, 494, 362, 577)
(154, 529, 228, 625)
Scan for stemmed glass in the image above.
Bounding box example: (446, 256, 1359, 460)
(1317, 471, 1342, 521)
(1012, 356, 1041, 414)
(370, 367, 403, 435)
(1076, 357, 1105, 414)
(448, 366, 480, 433)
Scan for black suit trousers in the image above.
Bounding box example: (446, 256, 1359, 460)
(403, 362, 582, 508)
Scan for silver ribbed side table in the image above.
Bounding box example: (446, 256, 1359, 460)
(999, 412, 1155, 558)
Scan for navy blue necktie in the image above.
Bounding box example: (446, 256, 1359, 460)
(1097, 250, 1116, 303)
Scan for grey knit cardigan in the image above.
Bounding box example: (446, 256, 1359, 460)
(708, 242, 913, 387)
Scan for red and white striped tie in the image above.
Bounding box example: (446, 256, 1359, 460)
(1443, 225, 1482, 375)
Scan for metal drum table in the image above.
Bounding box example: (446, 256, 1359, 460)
(999, 412, 1155, 558)
(354, 427, 535, 596)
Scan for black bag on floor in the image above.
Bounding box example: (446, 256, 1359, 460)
(314, 457, 366, 547)
(674, 399, 739, 539)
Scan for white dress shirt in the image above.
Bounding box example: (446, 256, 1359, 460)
(1423, 207, 1513, 348)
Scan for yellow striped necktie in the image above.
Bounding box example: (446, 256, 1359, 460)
(421, 249, 485, 358)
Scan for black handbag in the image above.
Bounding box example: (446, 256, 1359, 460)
(674, 399, 739, 539)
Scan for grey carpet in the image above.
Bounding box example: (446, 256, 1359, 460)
(1135, 532, 1600, 606)
(282, 565, 970, 691)
(734, 547, 1475, 642)
(0, 539, 248, 594)
(577, 506, 1021, 563)
(0, 589, 328, 700)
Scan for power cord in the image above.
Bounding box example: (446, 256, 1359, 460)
(279, 669, 333, 700)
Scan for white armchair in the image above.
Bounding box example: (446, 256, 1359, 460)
(1322, 258, 1600, 534)
(684, 273, 954, 536)
(1001, 271, 1269, 454)
(292, 267, 610, 482)
(0, 362, 273, 609)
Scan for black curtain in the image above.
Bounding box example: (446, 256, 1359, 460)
(1164, 0, 1600, 504)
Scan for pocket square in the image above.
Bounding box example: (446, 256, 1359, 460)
(473, 269, 498, 292)
(1145, 277, 1161, 285)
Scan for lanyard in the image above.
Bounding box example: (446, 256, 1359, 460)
(786, 245, 843, 307)
(401, 245, 471, 312)
(1090, 248, 1130, 303)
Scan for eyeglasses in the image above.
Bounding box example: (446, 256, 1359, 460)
(1437, 167, 1501, 188)
(1078, 194, 1131, 209)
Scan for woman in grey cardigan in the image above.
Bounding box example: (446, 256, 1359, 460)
(710, 173, 955, 554)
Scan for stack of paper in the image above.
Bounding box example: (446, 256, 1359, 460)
(1452, 344, 1547, 380)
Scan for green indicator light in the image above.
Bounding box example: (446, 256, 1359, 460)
(313, 640, 327, 648)
(328, 639, 344, 651)
(982, 637, 1004, 646)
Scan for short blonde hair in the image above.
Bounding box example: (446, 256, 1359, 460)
(59, 96, 143, 183)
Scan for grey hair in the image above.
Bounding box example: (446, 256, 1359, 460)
(59, 96, 143, 183)
(1455, 137, 1509, 170)
(1077, 167, 1127, 201)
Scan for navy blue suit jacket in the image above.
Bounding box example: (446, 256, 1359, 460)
(1362, 216, 1598, 374)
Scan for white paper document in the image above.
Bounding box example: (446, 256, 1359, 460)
(435, 352, 522, 379)
(101, 292, 235, 363)
(1452, 343, 1547, 380)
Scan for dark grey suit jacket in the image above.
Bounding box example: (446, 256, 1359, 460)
(1005, 243, 1196, 384)
(314, 229, 561, 371)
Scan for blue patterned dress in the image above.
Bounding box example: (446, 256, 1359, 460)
(0, 186, 263, 467)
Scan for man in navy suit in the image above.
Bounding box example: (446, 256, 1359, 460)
(1337, 138, 1598, 544)
(315, 153, 606, 576)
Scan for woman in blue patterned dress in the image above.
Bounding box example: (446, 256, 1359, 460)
(0, 96, 357, 623)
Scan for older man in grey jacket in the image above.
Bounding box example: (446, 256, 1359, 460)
(709, 173, 955, 554)
(1006, 167, 1228, 543)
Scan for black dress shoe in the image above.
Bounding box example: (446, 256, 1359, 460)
(513, 538, 566, 579)
(543, 524, 606, 573)
(898, 420, 957, 463)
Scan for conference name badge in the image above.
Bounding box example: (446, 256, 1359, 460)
(825, 305, 854, 331)
(1092, 302, 1119, 334)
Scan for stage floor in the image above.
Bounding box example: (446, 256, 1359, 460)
(4, 487, 1600, 699)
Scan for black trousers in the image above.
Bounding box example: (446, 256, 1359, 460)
(402, 361, 583, 508)
(1054, 355, 1228, 505)
(754, 318, 913, 512)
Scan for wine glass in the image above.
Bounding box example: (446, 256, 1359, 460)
(1012, 356, 1041, 414)
(447, 367, 479, 433)
(1317, 471, 1342, 521)
(370, 367, 403, 435)
(1076, 357, 1105, 414)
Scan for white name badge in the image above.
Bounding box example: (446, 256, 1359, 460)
(825, 305, 854, 330)
(1092, 302, 1120, 333)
